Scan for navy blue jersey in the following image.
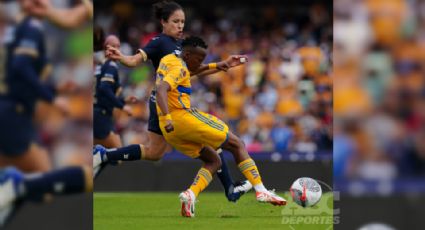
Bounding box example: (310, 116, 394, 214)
(94, 59, 124, 114)
(0, 17, 53, 115)
(140, 33, 182, 71)
(139, 33, 181, 135)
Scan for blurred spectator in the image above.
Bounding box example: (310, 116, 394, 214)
(334, 0, 425, 182)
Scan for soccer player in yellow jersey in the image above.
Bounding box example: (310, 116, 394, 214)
(155, 36, 286, 217)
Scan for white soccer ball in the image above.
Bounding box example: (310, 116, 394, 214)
(290, 177, 322, 207)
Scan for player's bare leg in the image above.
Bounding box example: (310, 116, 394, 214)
(142, 131, 168, 161)
(179, 147, 221, 217)
(0, 143, 51, 173)
(221, 132, 286, 206)
(142, 133, 251, 201)
(94, 131, 122, 149)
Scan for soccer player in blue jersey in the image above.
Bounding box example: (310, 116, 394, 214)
(99, 0, 252, 202)
(0, 0, 93, 227)
(93, 35, 138, 148)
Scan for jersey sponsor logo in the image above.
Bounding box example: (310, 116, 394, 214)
(123, 154, 129, 159)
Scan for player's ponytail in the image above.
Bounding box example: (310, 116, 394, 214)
(153, 0, 183, 22)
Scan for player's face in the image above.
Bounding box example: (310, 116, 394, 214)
(185, 48, 206, 72)
(109, 39, 120, 50)
(162, 9, 185, 39)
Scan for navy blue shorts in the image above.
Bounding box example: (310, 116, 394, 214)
(0, 100, 36, 156)
(93, 107, 114, 139)
(148, 91, 163, 135)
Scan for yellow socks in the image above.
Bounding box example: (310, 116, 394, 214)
(189, 168, 212, 197)
(238, 158, 263, 186)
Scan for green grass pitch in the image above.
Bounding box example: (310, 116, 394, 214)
(94, 192, 333, 230)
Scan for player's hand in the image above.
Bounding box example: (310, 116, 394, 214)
(32, 0, 51, 17)
(164, 120, 174, 133)
(216, 61, 230, 72)
(122, 105, 133, 116)
(225, 55, 249, 68)
(106, 45, 123, 61)
(53, 96, 70, 116)
(125, 95, 139, 104)
(56, 81, 77, 94)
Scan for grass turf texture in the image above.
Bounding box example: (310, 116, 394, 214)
(94, 192, 333, 230)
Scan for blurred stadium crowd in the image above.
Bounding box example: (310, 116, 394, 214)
(0, 0, 92, 169)
(94, 0, 333, 156)
(334, 0, 424, 185)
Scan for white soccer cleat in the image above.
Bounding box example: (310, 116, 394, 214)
(227, 180, 254, 202)
(233, 180, 253, 194)
(256, 190, 287, 206)
(179, 189, 195, 217)
(0, 167, 23, 227)
(93, 145, 107, 179)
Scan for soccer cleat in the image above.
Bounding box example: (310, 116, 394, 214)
(256, 190, 287, 206)
(179, 189, 195, 217)
(93, 145, 107, 179)
(0, 167, 23, 227)
(227, 180, 253, 202)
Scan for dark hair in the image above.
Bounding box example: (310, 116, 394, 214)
(93, 25, 105, 52)
(182, 36, 208, 49)
(153, 1, 183, 21)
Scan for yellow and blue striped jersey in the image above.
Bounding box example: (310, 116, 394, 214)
(155, 53, 191, 114)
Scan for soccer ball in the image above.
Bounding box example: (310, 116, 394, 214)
(290, 177, 322, 207)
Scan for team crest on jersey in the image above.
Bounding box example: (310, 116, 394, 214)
(159, 63, 168, 71)
(180, 68, 186, 77)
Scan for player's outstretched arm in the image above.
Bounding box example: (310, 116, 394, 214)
(106, 46, 144, 67)
(42, 0, 92, 29)
(192, 55, 248, 77)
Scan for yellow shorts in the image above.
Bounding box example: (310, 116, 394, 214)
(159, 108, 229, 158)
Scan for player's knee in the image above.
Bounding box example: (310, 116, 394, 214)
(227, 134, 245, 152)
